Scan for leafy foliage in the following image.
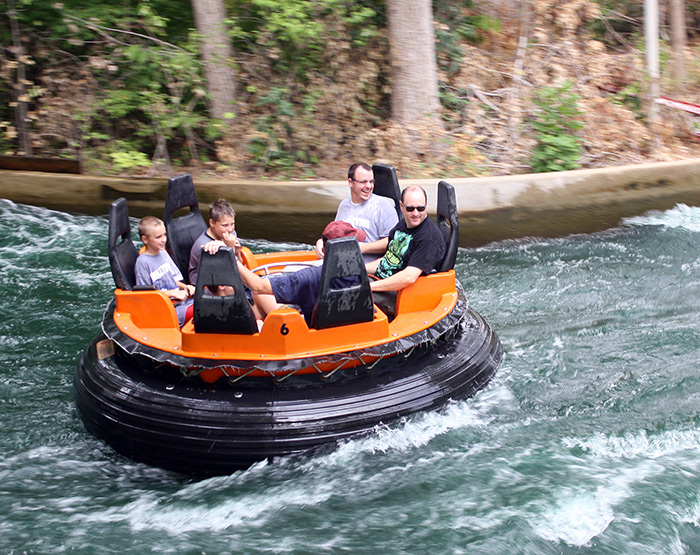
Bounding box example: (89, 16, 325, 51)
(528, 81, 585, 173)
(433, 0, 501, 76)
(0, 0, 388, 174)
(227, 0, 386, 175)
(40, 2, 210, 173)
(229, 0, 380, 75)
(1, 0, 684, 178)
(108, 145, 151, 172)
(0, 0, 495, 176)
(247, 87, 297, 172)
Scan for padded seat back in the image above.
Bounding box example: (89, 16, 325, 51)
(371, 163, 402, 218)
(312, 237, 373, 330)
(164, 173, 207, 283)
(436, 180, 459, 272)
(193, 247, 258, 334)
(108, 197, 138, 290)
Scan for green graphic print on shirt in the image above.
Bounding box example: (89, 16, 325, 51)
(376, 230, 412, 279)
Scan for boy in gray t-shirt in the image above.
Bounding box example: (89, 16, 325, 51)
(134, 216, 194, 326)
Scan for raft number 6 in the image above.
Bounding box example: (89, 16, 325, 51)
(280, 323, 290, 336)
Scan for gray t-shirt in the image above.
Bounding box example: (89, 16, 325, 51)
(188, 230, 216, 285)
(336, 194, 398, 262)
(135, 249, 191, 326)
(188, 229, 240, 285)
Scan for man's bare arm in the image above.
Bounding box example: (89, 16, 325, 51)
(359, 237, 388, 255)
(369, 266, 422, 292)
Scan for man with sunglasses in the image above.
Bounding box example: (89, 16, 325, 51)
(315, 162, 398, 263)
(366, 185, 445, 304)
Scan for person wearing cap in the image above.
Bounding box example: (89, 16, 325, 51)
(236, 221, 366, 324)
(314, 163, 398, 263)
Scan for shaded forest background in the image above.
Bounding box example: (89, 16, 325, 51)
(3, 0, 700, 180)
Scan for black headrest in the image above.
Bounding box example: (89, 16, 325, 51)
(107, 197, 138, 290)
(312, 237, 373, 330)
(164, 174, 207, 283)
(193, 247, 258, 334)
(436, 181, 459, 272)
(371, 164, 402, 218)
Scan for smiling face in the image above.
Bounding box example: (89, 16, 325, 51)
(400, 188, 428, 229)
(141, 223, 168, 254)
(348, 165, 375, 204)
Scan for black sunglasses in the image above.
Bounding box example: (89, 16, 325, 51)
(403, 205, 426, 213)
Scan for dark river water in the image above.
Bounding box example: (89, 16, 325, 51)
(3, 198, 700, 554)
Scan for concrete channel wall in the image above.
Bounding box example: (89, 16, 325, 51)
(2, 159, 700, 247)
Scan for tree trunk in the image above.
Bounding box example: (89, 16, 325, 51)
(7, 0, 32, 155)
(191, 0, 236, 123)
(645, 0, 660, 126)
(669, 0, 687, 86)
(386, 0, 442, 127)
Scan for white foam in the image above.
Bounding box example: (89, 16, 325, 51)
(563, 429, 700, 459)
(534, 491, 615, 546)
(536, 428, 700, 547)
(533, 460, 657, 547)
(76, 481, 335, 534)
(677, 496, 700, 534)
(320, 387, 512, 467)
(624, 203, 700, 232)
(65, 389, 514, 536)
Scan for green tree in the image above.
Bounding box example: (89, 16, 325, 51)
(528, 81, 585, 173)
(56, 3, 216, 171)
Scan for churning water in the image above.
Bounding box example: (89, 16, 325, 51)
(3, 199, 700, 554)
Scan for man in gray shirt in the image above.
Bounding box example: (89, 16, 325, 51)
(315, 163, 398, 263)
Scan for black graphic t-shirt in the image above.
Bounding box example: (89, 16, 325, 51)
(375, 217, 445, 279)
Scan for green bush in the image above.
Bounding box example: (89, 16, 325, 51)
(528, 81, 585, 173)
(109, 149, 151, 172)
(229, 0, 380, 75)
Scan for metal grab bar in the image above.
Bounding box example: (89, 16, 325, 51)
(252, 260, 322, 276)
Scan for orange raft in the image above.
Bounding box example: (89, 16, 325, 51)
(108, 253, 461, 383)
(74, 170, 503, 476)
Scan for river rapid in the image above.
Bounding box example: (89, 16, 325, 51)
(2, 199, 700, 554)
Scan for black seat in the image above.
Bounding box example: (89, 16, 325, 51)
(163, 174, 207, 283)
(312, 237, 374, 330)
(372, 164, 402, 218)
(193, 247, 258, 334)
(107, 197, 138, 290)
(436, 180, 459, 272)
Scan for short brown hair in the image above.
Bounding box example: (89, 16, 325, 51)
(138, 216, 163, 238)
(348, 163, 371, 180)
(209, 198, 235, 222)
